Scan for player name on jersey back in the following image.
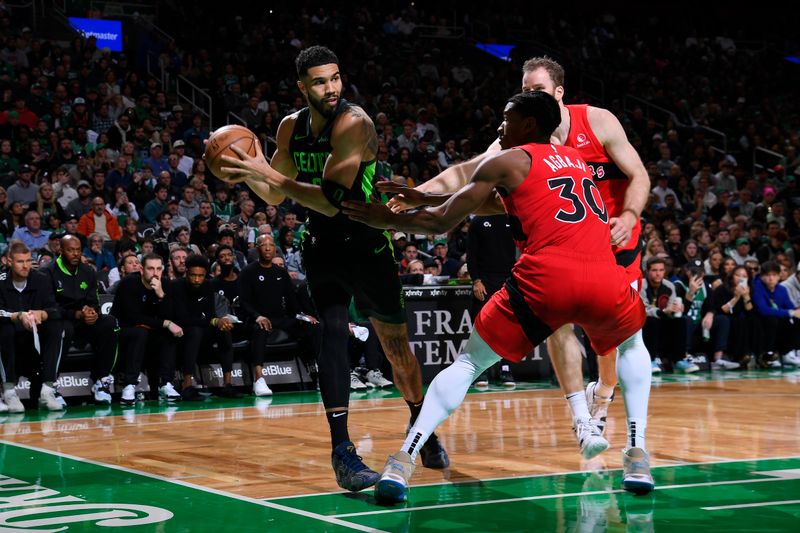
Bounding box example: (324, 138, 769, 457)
(541, 151, 587, 173)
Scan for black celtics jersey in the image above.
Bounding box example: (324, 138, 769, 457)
(288, 99, 380, 241)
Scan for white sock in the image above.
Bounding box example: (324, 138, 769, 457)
(617, 330, 651, 451)
(566, 391, 590, 423)
(402, 331, 501, 461)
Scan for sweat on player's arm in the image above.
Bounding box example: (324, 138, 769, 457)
(342, 149, 523, 234)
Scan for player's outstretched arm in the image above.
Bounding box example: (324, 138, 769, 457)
(385, 139, 502, 212)
(343, 150, 519, 234)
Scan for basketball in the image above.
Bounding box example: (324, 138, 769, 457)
(203, 125, 259, 180)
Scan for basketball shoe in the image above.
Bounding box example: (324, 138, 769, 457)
(331, 441, 379, 492)
(375, 451, 416, 503)
(622, 447, 655, 494)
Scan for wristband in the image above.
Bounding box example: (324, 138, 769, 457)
(211, 318, 218, 327)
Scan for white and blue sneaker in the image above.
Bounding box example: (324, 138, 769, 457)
(675, 358, 699, 373)
(622, 447, 655, 494)
(651, 358, 663, 373)
(375, 451, 416, 503)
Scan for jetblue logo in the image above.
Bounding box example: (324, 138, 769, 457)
(262, 364, 293, 376)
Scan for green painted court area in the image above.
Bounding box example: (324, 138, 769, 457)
(0, 440, 798, 532)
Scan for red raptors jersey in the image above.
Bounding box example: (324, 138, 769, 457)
(565, 104, 641, 256)
(502, 143, 613, 260)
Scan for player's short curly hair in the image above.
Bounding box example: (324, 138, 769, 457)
(185, 253, 209, 272)
(507, 91, 562, 138)
(295, 46, 339, 78)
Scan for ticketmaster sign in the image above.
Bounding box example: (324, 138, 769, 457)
(68, 18, 123, 52)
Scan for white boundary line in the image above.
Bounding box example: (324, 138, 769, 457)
(0, 439, 387, 533)
(335, 475, 800, 518)
(265, 455, 800, 501)
(703, 499, 800, 511)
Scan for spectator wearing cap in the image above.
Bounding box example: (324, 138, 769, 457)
(77, 196, 121, 242)
(28, 83, 50, 117)
(172, 140, 193, 176)
(68, 98, 90, 129)
(6, 164, 39, 208)
(11, 210, 51, 251)
(62, 213, 86, 247)
(143, 143, 169, 175)
(171, 105, 189, 138)
(730, 237, 757, 265)
(38, 232, 62, 262)
(66, 180, 93, 218)
(143, 184, 170, 224)
(431, 239, 460, 278)
(165, 196, 190, 231)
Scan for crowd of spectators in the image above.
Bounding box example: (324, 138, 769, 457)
(0, 1, 799, 398)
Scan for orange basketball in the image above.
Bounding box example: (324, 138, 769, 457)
(203, 125, 259, 180)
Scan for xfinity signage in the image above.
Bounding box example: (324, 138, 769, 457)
(68, 17, 123, 52)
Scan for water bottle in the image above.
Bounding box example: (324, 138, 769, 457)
(670, 296, 682, 318)
(702, 326, 711, 341)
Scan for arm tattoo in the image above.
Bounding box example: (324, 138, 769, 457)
(346, 106, 378, 155)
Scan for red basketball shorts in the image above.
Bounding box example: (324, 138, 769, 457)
(474, 248, 646, 362)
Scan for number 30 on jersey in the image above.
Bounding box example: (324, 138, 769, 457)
(547, 176, 608, 224)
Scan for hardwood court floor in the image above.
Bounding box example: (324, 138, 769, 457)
(0, 370, 798, 531)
